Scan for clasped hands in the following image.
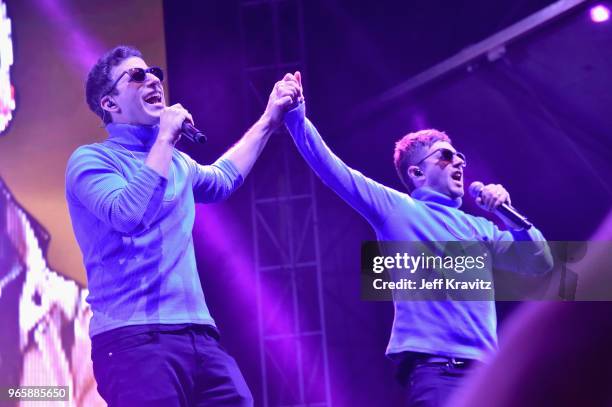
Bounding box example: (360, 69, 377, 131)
(263, 71, 304, 128)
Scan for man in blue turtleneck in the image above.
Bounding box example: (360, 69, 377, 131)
(66, 46, 301, 406)
(282, 72, 552, 407)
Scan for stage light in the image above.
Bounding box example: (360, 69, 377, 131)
(590, 4, 610, 23)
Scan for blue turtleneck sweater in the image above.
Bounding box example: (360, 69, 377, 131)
(285, 103, 552, 360)
(65, 123, 243, 337)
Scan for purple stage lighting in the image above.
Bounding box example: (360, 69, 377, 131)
(590, 4, 610, 23)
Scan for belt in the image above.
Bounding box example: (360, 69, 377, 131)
(415, 355, 476, 368)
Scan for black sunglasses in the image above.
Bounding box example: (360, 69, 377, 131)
(104, 66, 164, 96)
(416, 148, 467, 167)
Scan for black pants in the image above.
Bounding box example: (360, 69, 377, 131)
(91, 324, 253, 407)
(397, 354, 476, 407)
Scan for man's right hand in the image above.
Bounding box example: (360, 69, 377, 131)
(262, 73, 303, 129)
(158, 103, 194, 145)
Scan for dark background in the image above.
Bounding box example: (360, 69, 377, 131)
(163, 1, 612, 405)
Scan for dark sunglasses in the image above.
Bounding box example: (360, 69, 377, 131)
(416, 148, 467, 167)
(104, 66, 164, 96)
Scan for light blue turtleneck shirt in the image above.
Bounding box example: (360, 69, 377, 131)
(285, 103, 553, 360)
(66, 123, 243, 337)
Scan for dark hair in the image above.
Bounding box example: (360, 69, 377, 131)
(85, 45, 143, 124)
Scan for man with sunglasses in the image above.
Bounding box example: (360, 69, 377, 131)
(65, 46, 301, 406)
(282, 72, 552, 407)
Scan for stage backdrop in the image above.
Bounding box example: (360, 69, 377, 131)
(0, 1, 166, 406)
(0, 0, 167, 284)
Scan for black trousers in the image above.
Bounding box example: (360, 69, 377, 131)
(91, 324, 253, 407)
(397, 354, 477, 407)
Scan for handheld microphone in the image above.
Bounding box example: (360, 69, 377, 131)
(181, 121, 207, 144)
(469, 181, 532, 230)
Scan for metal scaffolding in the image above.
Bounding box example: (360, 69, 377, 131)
(239, 1, 331, 406)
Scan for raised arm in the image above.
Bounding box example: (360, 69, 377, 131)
(184, 74, 300, 203)
(284, 94, 402, 228)
(220, 73, 301, 179)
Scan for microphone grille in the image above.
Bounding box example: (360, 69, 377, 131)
(468, 181, 484, 199)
